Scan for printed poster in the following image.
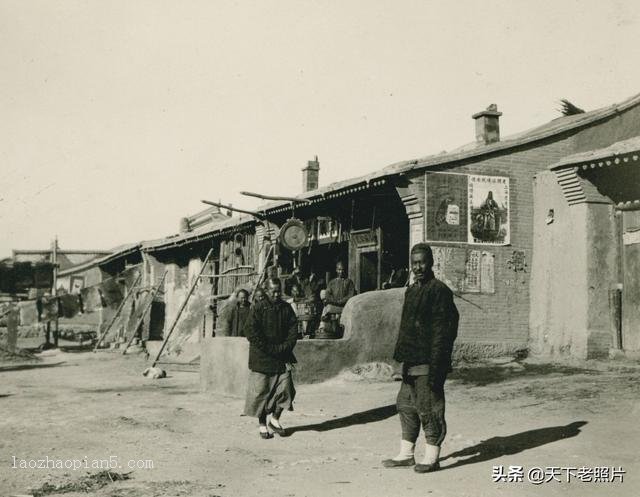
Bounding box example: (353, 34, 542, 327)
(480, 251, 496, 294)
(468, 174, 510, 245)
(425, 173, 468, 242)
(432, 246, 467, 293)
(426, 172, 510, 245)
(464, 249, 481, 293)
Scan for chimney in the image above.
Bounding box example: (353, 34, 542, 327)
(179, 217, 190, 233)
(472, 104, 502, 144)
(302, 156, 320, 192)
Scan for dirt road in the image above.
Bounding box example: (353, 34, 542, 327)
(1, 351, 638, 497)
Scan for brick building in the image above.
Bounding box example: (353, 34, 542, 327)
(251, 92, 640, 360)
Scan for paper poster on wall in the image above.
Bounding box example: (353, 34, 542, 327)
(431, 247, 495, 294)
(432, 246, 468, 292)
(425, 173, 468, 242)
(480, 251, 495, 294)
(468, 175, 510, 245)
(410, 221, 424, 248)
(464, 249, 481, 293)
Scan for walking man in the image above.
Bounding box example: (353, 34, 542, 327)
(383, 243, 459, 473)
(243, 278, 298, 439)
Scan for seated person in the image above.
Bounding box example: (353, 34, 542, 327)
(224, 289, 251, 337)
(301, 269, 325, 305)
(321, 261, 356, 320)
(285, 283, 304, 306)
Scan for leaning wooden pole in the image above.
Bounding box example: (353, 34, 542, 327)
(122, 270, 167, 355)
(251, 244, 274, 303)
(93, 273, 142, 352)
(150, 248, 214, 368)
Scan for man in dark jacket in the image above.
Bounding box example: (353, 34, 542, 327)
(224, 289, 251, 337)
(324, 261, 356, 308)
(243, 278, 298, 439)
(383, 243, 459, 473)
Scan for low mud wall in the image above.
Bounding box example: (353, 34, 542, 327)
(200, 289, 405, 396)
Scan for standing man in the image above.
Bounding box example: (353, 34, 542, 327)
(224, 289, 251, 337)
(383, 243, 459, 473)
(243, 278, 298, 439)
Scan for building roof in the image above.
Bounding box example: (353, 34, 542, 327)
(549, 135, 640, 170)
(186, 205, 232, 230)
(548, 135, 640, 208)
(60, 92, 640, 258)
(57, 243, 141, 277)
(256, 92, 640, 215)
(134, 91, 640, 252)
(12, 249, 112, 271)
(141, 215, 254, 252)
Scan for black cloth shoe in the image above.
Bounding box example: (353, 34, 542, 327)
(414, 461, 440, 473)
(382, 457, 415, 468)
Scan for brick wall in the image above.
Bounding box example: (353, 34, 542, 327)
(403, 105, 640, 356)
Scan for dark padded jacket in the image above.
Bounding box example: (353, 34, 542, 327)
(244, 298, 298, 374)
(393, 272, 459, 390)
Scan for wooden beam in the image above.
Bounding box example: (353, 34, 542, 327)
(240, 191, 312, 203)
(201, 200, 266, 220)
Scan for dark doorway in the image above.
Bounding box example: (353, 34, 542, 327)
(147, 301, 165, 341)
(359, 250, 379, 292)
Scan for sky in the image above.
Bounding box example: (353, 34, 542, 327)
(1, 0, 640, 257)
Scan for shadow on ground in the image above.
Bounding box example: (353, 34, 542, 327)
(285, 404, 397, 436)
(450, 363, 599, 387)
(0, 362, 66, 373)
(441, 421, 588, 469)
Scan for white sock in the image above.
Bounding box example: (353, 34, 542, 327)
(259, 425, 269, 434)
(420, 444, 441, 465)
(392, 440, 415, 461)
(269, 416, 282, 429)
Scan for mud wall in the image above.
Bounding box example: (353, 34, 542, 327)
(530, 171, 616, 358)
(200, 288, 405, 396)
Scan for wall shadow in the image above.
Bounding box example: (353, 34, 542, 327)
(441, 421, 588, 470)
(0, 362, 66, 373)
(284, 404, 397, 437)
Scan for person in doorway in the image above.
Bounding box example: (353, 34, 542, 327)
(243, 278, 298, 439)
(382, 243, 459, 473)
(225, 289, 251, 337)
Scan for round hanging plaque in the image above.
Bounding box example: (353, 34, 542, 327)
(279, 218, 308, 251)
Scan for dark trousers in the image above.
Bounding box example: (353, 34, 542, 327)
(396, 375, 446, 446)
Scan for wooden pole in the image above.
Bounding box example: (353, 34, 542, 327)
(52, 237, 59, 347)
(93, 273, 142, 351)
(151, 248, 214, 367)
(200, 200, 266, 220)
(122, 271, 167, 355)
